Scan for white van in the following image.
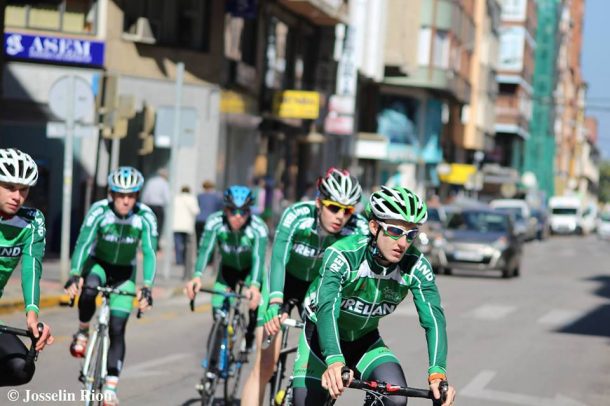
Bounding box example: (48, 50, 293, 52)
(548, 196, 582, 235)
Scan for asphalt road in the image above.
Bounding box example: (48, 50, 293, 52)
(1, 234, 609, 405)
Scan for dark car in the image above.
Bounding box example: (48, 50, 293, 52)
(435, 208, 523, 278)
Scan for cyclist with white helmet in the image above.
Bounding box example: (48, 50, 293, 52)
(241, 167, 368, 406)
(0, 148, 54, 386)
(65, 166, 158, 406)
(185, 185, 269, 354)
(291, 186, 456, 406)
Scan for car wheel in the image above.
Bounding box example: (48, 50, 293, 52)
(502, 268, 512, 278)
(513, 266, 520, 277)
(443, 267, 452, 275)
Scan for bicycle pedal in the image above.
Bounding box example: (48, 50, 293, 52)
(78, 373, 85, 384)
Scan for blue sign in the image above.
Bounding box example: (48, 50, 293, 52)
(226, 0, 258, 19)
(3, 32, 105, 67)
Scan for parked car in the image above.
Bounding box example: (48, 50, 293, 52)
(490, 199, 537, 241)
(597, 212, 610, 240)
(435, 208, 523, 278)
(415, 206, 448, 270)
(531, 208, 550, 240)
(548, 195, 583, 235)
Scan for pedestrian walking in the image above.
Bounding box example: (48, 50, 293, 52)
(195, 180, 223, 247)
(173, 186, 200, 279)
(141, 168, 171, 251)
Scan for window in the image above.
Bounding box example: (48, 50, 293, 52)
(122, 0, 211, 50)
(432, 30, 450, 68)
(5, 0, 97, 34)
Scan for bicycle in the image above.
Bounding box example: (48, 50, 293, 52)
(67, 286, 141, 406)
(323, 367, 449, 406)
(190, 285, 250, 406)
(0, 322, 43, 381)
(263, 299, 305, 406)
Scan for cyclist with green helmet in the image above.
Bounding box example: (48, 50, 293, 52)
(0, 148, 54, 386)
(291, 186, 456, 406)
(65, 166, 158, 406)
(241, 168, 368, 406)
(185, 185, 268, 354)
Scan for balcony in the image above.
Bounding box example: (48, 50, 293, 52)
(278, 0, 348, 25)
(384, 66, 471, 104)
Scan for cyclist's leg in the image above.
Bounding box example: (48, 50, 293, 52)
(0, 332, 34, 386)
(105, 278, 136, 400)
(292, 322, 329, 406)
(78, 262, 107, 323)
(356, 338, 406, 406)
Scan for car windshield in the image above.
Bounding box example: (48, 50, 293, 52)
(447, 211, 509, 232)
(552, 207, 578, 215)
(427, 208, 440, 222)
(494, 207, 524, 221)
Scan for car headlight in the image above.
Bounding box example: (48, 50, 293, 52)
(493, 236, 508, 251)
(418, 232, 429, 246)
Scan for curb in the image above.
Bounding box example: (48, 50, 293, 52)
(0, 286, 187, 316)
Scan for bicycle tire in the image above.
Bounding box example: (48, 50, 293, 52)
(82, 327, 105, 406)
(224, 311, 247, 404)
(201, 319, 223, 406)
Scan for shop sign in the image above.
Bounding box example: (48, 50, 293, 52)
(220, 91, 257, 115)
(273, 90, 320, 119)
(438, 163, 477, 185)
(4, 32, 105, 67)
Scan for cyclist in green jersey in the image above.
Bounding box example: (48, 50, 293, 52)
(292, 186, 456, 406)
(65, 167, 157, 406)
(0, 148, 54, 386)
(241, 168, 368, 406)
(185, 185, 268, 352)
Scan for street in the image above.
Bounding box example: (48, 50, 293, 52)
(1, 235, 609, 406)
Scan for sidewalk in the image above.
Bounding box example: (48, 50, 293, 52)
(0, 256, 216, 315)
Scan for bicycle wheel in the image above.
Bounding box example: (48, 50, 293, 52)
(200, 320, 223, 406)
(82, 327, 106, 406)
(224, 311, 247, 404)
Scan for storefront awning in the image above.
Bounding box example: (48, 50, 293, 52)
(355, 132, 388, 160)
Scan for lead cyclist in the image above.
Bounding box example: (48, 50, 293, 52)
(0, 148, 54, 386)
(292, 186, 456, 406)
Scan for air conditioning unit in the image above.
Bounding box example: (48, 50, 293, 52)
(122, 17, 157, 44)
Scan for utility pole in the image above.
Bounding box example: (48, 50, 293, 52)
(161, 62, 184, 280)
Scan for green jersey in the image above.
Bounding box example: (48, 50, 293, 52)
(306, 234, 447, 375)
(0, 207, 46, 314)
(194, 211, 268, 288)
(268, 201, 368, 302)
(70, 199, 158, 286)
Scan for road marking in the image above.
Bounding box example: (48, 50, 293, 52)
(122, 353, 192, 379)
(466, 305, 516, 320)
(537, 309, 581, 326)
(461, 370, 588, 406)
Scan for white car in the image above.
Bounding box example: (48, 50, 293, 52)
(597, 213, 610, 240)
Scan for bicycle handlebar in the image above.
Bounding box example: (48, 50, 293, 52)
(262, 299, 304, 348)
(0, 322, 44, 371)
(64, 286, 143, 318)
(340, 367, 448, 405)
(189, 286, 250, 312)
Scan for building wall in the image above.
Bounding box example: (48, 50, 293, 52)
(384, 0, 421, 75)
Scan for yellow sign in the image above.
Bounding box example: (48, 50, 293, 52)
(438, 164, 477, 185)
(273, 90, 320, 119)
(220, 91, 257, 114)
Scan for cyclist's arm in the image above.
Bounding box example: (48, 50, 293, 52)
(70, 203, 104, 276)
(268, 207, 299, 302)
(248, 218, 268, 289)
(193, 214, 221, 278)
(20, 210, 46, 315)
(315, 247, 349, 366)
(409, 255, 448, 376)
(140, 210, 159, 287)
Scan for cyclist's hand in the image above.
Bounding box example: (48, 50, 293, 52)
(26, 312, 54, 351)
(321, 362, 351, 399)
(64, 275, 83, 299)
(185, 277, 202, 300)
(245, 285, 261, 310)
(263, 303, 286, 336)
(430, 379, 455, 406)
(138, 287, 153, 311)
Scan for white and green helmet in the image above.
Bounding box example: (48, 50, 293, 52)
(369, 186, 427, 225)
(0, 148, 38, 186)
(317, 167, 362, 206)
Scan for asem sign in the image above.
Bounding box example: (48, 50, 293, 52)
(3, 32, 105, 67)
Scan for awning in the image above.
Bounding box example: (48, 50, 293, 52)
(0, 99, 61, 124)
(278, 0, 348, 25)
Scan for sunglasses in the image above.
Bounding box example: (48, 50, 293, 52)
(377, 221, 419, 242)
(226, 207, 250, 216)
(321, 199, 355, 216)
